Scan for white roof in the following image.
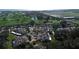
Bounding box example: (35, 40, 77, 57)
(11, 31, 22, 36)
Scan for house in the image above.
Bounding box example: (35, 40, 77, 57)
(13, 35, 29, 47)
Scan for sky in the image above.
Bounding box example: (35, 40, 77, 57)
(0, 0, 79, 10)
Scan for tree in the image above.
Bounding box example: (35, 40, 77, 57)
(6, 34, 16, 48)
(28, 20, 35, 26)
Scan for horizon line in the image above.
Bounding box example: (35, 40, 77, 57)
(0, 9, 78, 11)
